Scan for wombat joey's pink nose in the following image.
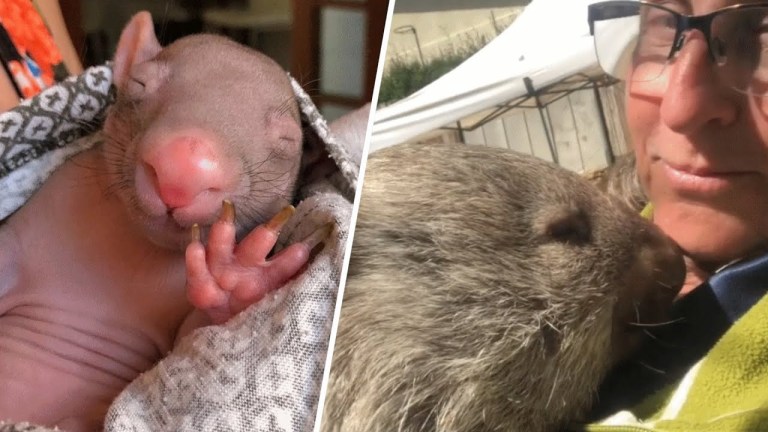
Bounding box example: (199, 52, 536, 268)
(139, 135, 226, 210)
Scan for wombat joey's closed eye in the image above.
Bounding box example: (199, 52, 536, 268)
(124, 61, 165, 101)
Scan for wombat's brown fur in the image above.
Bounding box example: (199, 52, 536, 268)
(585, 152, 646, 212)
(322, 143, 684, 432)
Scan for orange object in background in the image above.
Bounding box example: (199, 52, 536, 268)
(0, 0, 68, 99)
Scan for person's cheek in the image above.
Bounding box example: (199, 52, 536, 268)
(626, 92, 659, 198)
(754, 93, 768, 125)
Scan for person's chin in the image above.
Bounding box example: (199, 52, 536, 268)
(651, 201, 766, 268)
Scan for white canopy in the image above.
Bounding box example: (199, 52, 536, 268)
(371, 0, 621, 152)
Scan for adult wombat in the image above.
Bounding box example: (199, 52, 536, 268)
(321, 142, 684, 432)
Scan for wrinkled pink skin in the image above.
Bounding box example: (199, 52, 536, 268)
(0, 11, 309, 431)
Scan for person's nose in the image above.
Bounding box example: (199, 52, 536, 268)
(657, 30, 738, 134)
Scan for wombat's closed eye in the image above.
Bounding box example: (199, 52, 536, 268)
(540, 205, 592, 245)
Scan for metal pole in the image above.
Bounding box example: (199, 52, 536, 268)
(524, 77, 558, 164)
(592, 80, 616, 165)
(394, 25, 425, 65)
(412, 28, 425, 65)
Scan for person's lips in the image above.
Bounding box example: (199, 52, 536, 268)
(660, 160, 757, 195)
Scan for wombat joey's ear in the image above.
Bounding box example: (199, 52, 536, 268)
(112, 11, 162, 90)
(538, 205, 592, 245)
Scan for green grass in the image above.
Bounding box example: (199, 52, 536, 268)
(377, 28, 506, 106)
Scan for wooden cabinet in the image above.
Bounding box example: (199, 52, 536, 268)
(292, 0, 388, 120)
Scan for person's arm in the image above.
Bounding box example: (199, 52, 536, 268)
(34, 0, 82, 75)
(0, 74, 19, 112)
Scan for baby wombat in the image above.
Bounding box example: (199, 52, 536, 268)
(321, 142, 685, 432)
(0, 11, 324, 431)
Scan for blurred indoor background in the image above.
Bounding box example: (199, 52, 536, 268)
(59, 0, 388, 121)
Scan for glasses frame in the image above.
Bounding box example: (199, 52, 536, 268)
(588, 1, 768, 67)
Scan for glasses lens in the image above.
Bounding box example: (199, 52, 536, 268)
(711, 7, 768, 95)
(592, 2, 677, 82)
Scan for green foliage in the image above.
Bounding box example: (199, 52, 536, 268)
(378, 32, 491, 106)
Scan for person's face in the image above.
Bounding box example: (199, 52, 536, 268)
(627, 0, 768, 266)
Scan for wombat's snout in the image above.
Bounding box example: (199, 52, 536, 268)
(135, 133, 236, 225)
(613, 225, 686, 361)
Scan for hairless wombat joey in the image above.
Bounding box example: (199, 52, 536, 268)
(322, 142, 684, 432)
(0, 11, 330, 431)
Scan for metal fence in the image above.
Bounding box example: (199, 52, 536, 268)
(409, 77, 630, 174)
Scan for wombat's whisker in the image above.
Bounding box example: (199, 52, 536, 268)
(264, 149, 294, 164)
(654, 279, 677, 290)
(231, 201, 269, 228)
(643, 329, 658, 340)
(274, 96, 300, 121)
(251, 164, 291, 179)
(626, 317, 684, 327)
(636, 360, 666, 375)
(244, 154, 290, 178)
(297, 76, 321, 93)
(69, 159, 107, 175)
(75, 116, 104, 127)
(69, 175, 103, 190)
(99, 144, 126, 158)
(633, 301, 642, 323)
(71, 173, 109, 190)
(101, 134, 130, 155)
(102, 175, 132, 200)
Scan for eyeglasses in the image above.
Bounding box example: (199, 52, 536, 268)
(588, 1, 768, 96)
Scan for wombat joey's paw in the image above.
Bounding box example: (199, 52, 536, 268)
(185, 201, 333, 324)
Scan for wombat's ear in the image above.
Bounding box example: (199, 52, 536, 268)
(539, 206, 592, 245)
(112, 11, 162, 89)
